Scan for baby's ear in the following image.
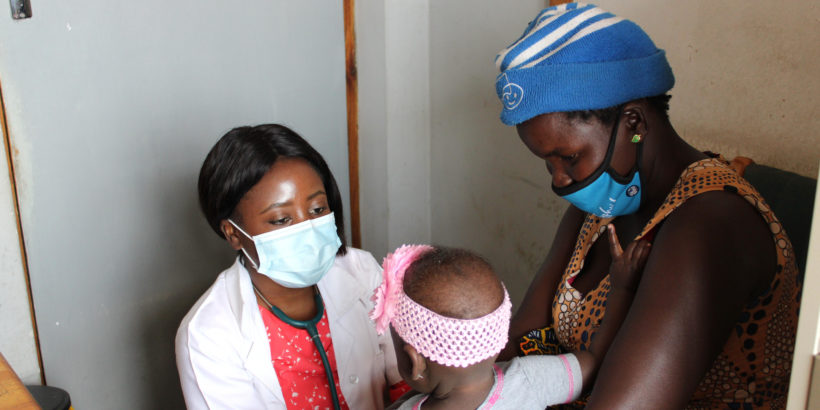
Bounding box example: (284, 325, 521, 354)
(403, 344, 427, 381)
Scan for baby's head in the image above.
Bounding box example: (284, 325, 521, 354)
(371, 245, 511, 394)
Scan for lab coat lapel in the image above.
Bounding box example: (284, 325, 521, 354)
(318, 261, 369, 375)
(227, 260, 284, 404)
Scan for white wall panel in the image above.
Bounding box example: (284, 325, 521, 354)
(0, 1, 348, 407)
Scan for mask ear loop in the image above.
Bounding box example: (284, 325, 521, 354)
(635, 129, 646, 211)
(552, 106, 625, 197)
(228, 219, 260, 271)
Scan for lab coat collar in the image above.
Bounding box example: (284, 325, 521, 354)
(226, 257, 284, 403)
(318, 255, 371, 322)
(228, 254, 369, 329)
(225, 254, 372, 404)
(318, 253, 372, 378)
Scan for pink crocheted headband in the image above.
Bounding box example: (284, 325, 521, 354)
(370, 244, 512, 368)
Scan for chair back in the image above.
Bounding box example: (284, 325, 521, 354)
(742, 163, 817, 282)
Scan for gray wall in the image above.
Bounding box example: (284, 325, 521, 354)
(357, 0, 432, 260)
(594, 0, 819, 177)
(357, 0, 566, 305)
(360, 0, 819, 309)
(0, 1, 348, 408)
(429, 0, 559, 307)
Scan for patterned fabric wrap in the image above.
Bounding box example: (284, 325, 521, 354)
(392, 287, 512, 368)
(370, 244, 513, 368)
(519, 326, 564, 356)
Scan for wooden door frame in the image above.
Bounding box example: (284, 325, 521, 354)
(0, 80, 44, 384)
(343, 0, 361, 248)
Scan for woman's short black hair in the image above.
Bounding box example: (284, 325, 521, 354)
(564, 93, 672, 126)
(198, 124, 347, 255)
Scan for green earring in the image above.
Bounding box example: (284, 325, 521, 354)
(631, 134, 642, 143)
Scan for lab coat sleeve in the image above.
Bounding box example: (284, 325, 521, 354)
(380, 321, 402, 385)
(357, 250, 403, 386)
(176, 314, 275, 410)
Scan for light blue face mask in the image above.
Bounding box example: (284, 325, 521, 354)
(552, 112, 643, 218)
(229, 212, 342, 288)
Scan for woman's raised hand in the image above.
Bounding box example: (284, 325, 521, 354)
(607, 224, 650, 293)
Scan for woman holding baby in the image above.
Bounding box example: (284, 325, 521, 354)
(495, 3, 800, 409)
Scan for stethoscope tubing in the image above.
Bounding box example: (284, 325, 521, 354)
(255, 286, 342, 410)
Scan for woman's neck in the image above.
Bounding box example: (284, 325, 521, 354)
(423, 366, 497, 410)
(635, 125, 706, 221)
(250, 271, 318, 321)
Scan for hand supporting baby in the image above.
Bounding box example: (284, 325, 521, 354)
(606, 224, 651, 294)
(576, 224, 651, 391)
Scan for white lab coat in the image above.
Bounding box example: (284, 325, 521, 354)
(176, 248, 402, 409)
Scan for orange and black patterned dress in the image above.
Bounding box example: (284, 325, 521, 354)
(541, 157, 801, 409)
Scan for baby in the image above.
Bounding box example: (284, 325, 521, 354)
(372, 225, 649, 409)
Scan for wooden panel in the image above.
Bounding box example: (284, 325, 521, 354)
(808, 355, 820, 410)
(0, 81, 43, 384)
(786, 162, 820, 409)
(344, 0, 361, 248)
(0, 353, 38, 410)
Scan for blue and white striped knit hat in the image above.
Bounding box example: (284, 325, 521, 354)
(495, 3, 674, 125)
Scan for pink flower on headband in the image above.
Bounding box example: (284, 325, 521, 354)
(370, 244, 433, 334)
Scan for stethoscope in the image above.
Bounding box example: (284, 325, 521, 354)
(253, 284, 342, 410)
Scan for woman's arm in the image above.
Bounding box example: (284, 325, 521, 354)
(584, 192, 776, 409)
(499, 205, 586, 361)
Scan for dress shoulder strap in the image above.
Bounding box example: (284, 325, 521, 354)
(636, 157, 752, 240)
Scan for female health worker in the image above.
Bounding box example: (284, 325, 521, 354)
(176, 124, 404, 409)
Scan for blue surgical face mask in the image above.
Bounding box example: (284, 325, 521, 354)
(552, 112, 643, 218)
(229, 212, 342, 288)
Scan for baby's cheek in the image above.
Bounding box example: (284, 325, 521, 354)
(406, 378, 432, 394)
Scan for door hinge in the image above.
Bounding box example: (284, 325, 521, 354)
(10, 0, 32, 20)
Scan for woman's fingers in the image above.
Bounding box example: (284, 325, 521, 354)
(607, 224, 623, 258)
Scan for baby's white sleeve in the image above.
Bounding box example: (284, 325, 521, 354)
(516, 353, 584, 405)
